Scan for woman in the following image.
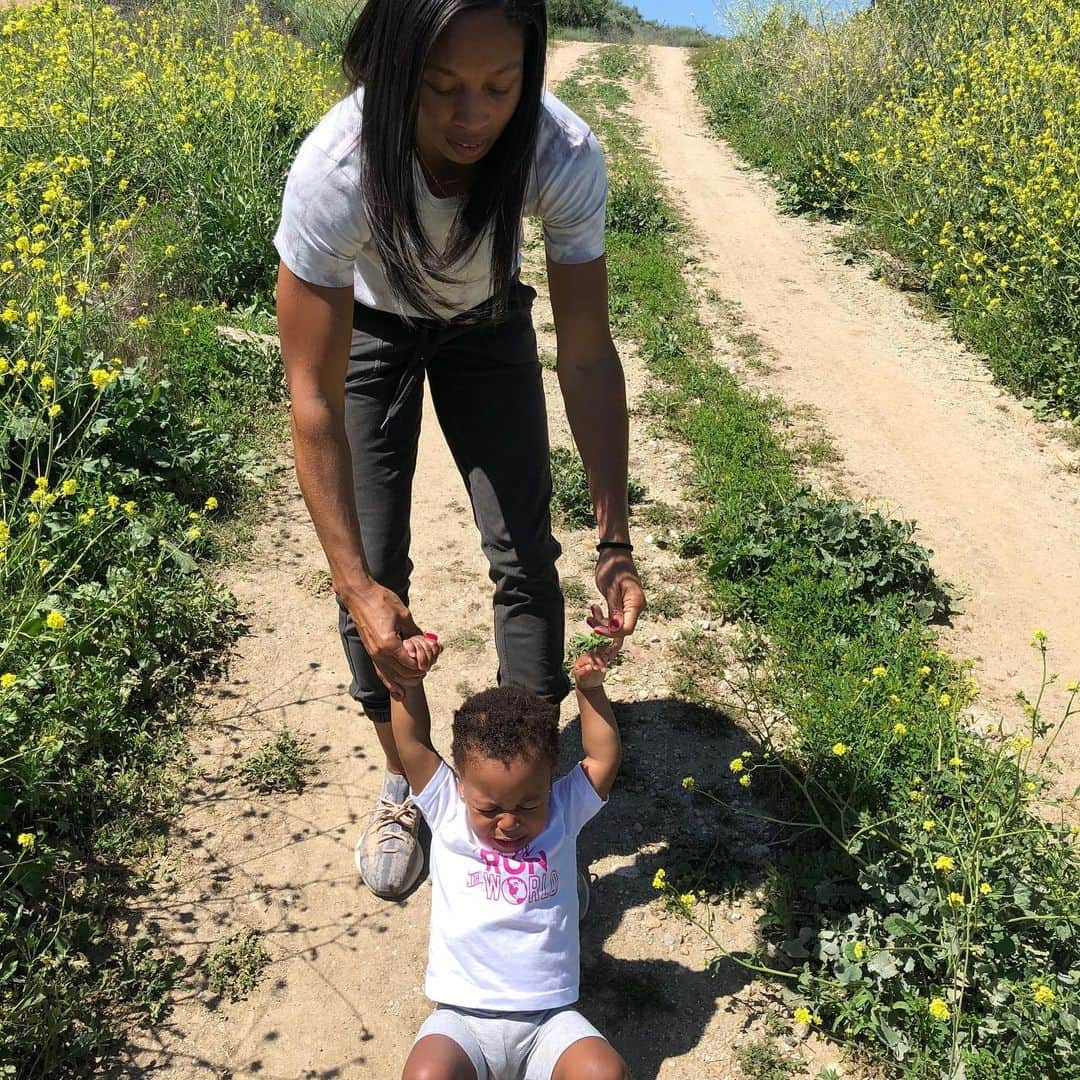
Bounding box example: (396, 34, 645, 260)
(275, 0, 645, 900)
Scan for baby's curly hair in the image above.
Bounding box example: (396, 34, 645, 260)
(451, 685, 559, 772)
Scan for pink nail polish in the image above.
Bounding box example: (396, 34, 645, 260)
(424, 632, 438, 641)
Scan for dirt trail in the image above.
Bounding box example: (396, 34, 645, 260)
(127, 42, 829, 1080)
(637, 47, 1080, 775)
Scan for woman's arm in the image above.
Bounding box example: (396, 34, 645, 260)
(547, 254, 646, 637)
(276, 262, 424, 699)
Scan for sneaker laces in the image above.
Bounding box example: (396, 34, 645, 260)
(370, 796, 418, 851)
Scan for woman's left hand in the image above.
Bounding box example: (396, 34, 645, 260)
(591, 549, 646, 640)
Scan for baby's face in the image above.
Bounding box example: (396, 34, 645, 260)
(457, 753, 553, 854)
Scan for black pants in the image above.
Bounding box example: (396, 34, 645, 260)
(339, 283, 572, 721)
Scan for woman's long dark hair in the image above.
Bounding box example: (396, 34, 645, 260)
(343, 0, 547, 320)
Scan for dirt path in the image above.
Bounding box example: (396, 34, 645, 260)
(636, 47, 1080, 777)
(126, 42, 837, 1080)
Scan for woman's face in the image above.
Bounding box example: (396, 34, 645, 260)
(416, 8, 526, 173)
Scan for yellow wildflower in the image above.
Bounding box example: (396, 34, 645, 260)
(947, 891, 964, 908)
(204, 496, 219, 511)
(738, 774, 751, 788)
(872, 665, 887, 678)
(16, 833, 35, 851)
(729, 757, 744, 774)
(928, 998, 950, 1021)
(0, 673, 15, 689)
(1032, 984, 1056, 1007)
(893, 722, 908, 735)
(45, 610, 65, 631)
(934, 855, 955, 872)
(681, 776, 696, 790)
(979, 882, 992, 895)
(793, 1006, 813, 1026)
(922, 819, 936, 831)
(652, 868, 667, 890)
(832, 742, 848, 756)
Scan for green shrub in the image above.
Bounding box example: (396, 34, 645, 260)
(550, 446, 645, 528)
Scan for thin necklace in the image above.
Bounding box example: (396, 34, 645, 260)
(417, 151, 468, 199)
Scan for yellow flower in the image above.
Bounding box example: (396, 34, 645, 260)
(918, 665, 931, 676)
(738, 773, 751, 788)
(204, 496, 219, 511)
(893, 722, 908, 735)
(832, 742, 848, 756)
(185, 526, 201, 540)
(1032, 984, 1056, 1006)
(89, 368, 112, 390)
(16, 833, 35, 851)
(947, 891, 964, 908)
(1031, 629, 1047, 646)
(872, 665, 887, 678)
(853, 941, 866, 959)
(122, 500, 136, 515)
(922, 819, 936, 831)
(949, 755, 963, 767)
(678, 892, 696, 910)
(0, 673, 15, 689)
(681, 776, 695, 790)
(979, 882, 992, 896)
(652, 868, 667, 890)
(78, 508, 96, 526)
(61, 479, 77, 496)
(39, 374, 54, 393)
(48, 404, 61, 418)
(45, 610, 65, 631)
(793, 1006, 813, 1026)
(928, 997, 950, 1021)
(38, 558, 51, 574)
(107, 494, 120, 510)
(938, 693, 951, 707)
(729, 757, 744, 773)
(934, 855, 955, 872)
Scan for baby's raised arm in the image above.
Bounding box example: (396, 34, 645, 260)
(390, 635, 443, 794)
(573, 644, 623, 799)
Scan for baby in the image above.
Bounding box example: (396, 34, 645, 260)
(390, 632, 629, 1080)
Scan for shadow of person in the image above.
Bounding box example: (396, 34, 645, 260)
(557, 697, 782, 1078)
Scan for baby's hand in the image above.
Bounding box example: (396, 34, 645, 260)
(402, 631, 442, 675)
(572, 641, 621, 690)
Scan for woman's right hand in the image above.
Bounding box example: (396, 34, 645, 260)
(344, 582, 428, 701)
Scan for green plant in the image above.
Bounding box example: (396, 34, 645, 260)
(238, 731, 315, 794)
(201, 928, 270, 1001)
(565, 630, 627, 674)
(734, 1033, 801, 1080)
(549, 446, 645, 528)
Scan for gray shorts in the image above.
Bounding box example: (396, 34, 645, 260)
(414, 1004, 606, 1079)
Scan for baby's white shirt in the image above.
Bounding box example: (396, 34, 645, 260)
(412, 760, 605, 1011)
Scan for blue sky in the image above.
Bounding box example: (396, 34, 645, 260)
(632, 0, 868, 34)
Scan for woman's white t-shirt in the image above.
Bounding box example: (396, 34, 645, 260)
(273, 88, 608, 320)
(412, 760, 605, 1011)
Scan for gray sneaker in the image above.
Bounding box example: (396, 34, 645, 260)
(355, 795, 424, 899)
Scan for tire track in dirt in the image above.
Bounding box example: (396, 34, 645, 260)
(635, 46, 1080, 783)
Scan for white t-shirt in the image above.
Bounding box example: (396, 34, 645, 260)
(412, 760, 605, 1011)
(273, 88, 608, 320)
